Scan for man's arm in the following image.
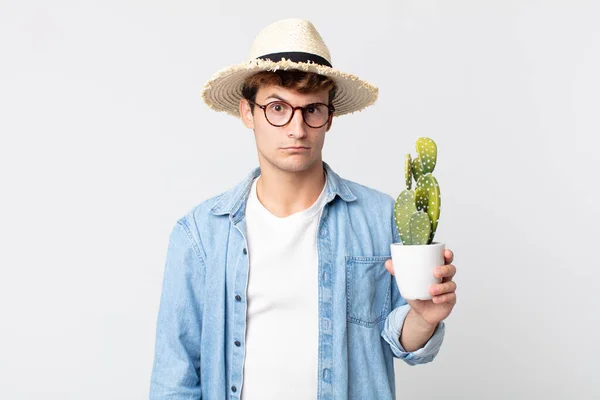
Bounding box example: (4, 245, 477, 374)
(400, 308, 437, 352)
(381, 280, 445, 366)
(150, 220, 205, 399)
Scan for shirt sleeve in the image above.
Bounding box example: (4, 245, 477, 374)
(381, 304, 445, 366)
(150, 220, 205, 399)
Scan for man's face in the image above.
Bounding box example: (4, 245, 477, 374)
(240, 84, 332, 174)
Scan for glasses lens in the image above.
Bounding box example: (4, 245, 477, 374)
(303, 104, 330, 128)
(265, 102, 292, 126)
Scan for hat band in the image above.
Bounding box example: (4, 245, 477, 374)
(257, 51, 332, 68)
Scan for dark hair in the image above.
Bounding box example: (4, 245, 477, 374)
(241, 70, 337, 112)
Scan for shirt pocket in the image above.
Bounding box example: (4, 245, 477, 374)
(345, 255, 392, 327)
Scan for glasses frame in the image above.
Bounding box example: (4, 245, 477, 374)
(248, 99, 335, 129)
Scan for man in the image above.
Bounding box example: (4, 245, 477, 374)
(150, 18, 457, 399)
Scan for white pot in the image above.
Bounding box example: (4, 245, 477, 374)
(390, 241, 445, 300)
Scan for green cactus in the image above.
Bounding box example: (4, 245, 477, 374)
(411, 156, 423, 183)
(394, 137, 441, 245)
(405, 154, 412, 190)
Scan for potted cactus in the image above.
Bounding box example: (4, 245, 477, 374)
(390, 137, 445, 300)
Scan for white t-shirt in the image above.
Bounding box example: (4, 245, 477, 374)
(241, 174, 328, 399)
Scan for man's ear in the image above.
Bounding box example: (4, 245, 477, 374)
(240, 98, 255, 129)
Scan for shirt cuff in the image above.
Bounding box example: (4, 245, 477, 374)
(381, 304, 445, 365)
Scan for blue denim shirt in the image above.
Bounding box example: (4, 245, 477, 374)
(150, 162, 445, 399)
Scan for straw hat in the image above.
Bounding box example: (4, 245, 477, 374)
(201, 18, 379, 118)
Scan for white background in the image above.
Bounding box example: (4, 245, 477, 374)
(1, 1, 599, 399)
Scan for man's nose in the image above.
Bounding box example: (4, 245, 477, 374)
(288, 108, 307, 138)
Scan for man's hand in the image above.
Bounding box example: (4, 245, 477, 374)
(385, 249, 457, 328)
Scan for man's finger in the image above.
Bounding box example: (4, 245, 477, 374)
(430, 280, 457, 296)
(385, 259, 394, 276)
(444, 249, 454, 264)
(432, 292, 457, 305)
(435, 264, 457, 279)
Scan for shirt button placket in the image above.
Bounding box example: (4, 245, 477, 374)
(231, 247, 247, 397)
(317, 219, 333, 398)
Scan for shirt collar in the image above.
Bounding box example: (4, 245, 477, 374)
(210, 161, 357, 219)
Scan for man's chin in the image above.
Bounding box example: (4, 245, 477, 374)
(274, 158, 317, 173)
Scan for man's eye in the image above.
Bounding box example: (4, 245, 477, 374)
(269, 103, 288, 113)
(306, 106, 316, 113)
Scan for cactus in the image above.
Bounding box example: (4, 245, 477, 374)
(394, 137, 441, 245)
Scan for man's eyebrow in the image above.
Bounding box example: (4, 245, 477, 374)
(264, 94, 288, 102)
(264, 94, 321, 106)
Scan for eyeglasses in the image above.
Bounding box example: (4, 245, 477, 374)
(248, 99, 335, 128)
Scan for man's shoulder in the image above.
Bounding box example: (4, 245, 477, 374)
(339, 176, 396, 209)
(334, 174, 398, 244)
(178, 168, 256, 224)
(170, 182, 242, 256)
(177, 187, 233, 226)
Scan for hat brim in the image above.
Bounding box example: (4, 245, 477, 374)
(201, 58, 378, 118)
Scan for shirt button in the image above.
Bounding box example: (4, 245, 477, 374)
(243, 248, 247, 255)
(235, 295, 242, 301)
(235, 340, 241, 347)
(231, 386, 237, 392)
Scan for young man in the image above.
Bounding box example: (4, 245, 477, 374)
(150, 18, 457, 399)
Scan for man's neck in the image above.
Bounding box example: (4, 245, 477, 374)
(255, 162, 326, 218)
